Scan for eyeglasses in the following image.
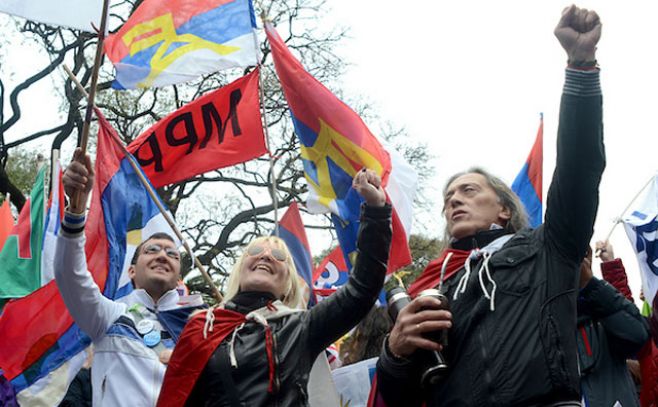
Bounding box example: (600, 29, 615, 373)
(143, 243, 181, 261)
(246, 245, 287, 262)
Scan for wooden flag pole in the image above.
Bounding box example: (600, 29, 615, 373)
(79, 0, 110, 153)
(63, 65, 224, 303)
(256, 14, 280, 236)
(71, 0, 111, 213)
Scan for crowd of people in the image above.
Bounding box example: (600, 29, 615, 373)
(45, 4, 658, 407)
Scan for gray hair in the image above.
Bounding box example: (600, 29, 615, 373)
(442, 167, 529, 240)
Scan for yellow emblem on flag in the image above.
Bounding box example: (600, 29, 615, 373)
(121, 13, 240, 87)
(300, 119, 384, 208)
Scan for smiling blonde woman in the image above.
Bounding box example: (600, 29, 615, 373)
(157, 169, 392, 407)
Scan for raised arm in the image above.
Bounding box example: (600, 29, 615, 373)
(54, 149, 124, 340)
(579, 277, 649, 356)
(545, 5, 605, 262)
(579, 246, 649, 356)
(306, 169, 391, 354)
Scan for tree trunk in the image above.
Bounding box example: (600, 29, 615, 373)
(0, 163, 26, 212)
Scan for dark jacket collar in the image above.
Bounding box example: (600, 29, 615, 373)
(451, 228, 510, 251)
(226, 291, 277, 314)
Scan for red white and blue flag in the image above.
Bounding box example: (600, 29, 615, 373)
(265, 22, 416, 274)
(105, 0, 259, 89)
(276, 202, 316, 307)
(0, 109, 177, 404)
(511, 114, 543, 228)
(40, 160, 65, 285)
(313, 246, 350, 302)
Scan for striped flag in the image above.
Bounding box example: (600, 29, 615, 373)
(40, 160, 65, 285)
(276, 202, 316, 307)
(105, 0, 259, 89)
(511, 114, 543, 228)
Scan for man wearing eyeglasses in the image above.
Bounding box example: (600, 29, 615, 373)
(55, 148, 202, 407)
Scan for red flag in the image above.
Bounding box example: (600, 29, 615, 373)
(127, 69, 266, 188)
(0, 198, 13, 251)
(312, 246, 350, 300)
(408, 249, 471, 297)
(157, 309, 247, 407)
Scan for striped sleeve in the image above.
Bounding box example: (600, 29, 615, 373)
(61, 210, 86, 237)
(563, 68, 601, 97)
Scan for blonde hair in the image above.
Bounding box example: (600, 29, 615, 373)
(223, 236, 306, 309)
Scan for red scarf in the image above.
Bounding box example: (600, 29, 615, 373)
(408, 249, 470, 297)
(156, 308, 247, 407)
(639, 338, 658, 407)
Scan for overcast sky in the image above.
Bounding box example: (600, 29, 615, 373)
(326, 0, 658, 299)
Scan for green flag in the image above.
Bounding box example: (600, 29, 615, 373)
(0, 167, 46, 299)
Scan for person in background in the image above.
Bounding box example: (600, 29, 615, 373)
(341, 306, 392, 366)
(597, 240, 658, 407)
(577, 242, 649, 407)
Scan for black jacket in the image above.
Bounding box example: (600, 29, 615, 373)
(377, 68, 605, 406)
(578, 277, 649, 407)
(186, 204, 392, 406)
(59, 368, 92, 407)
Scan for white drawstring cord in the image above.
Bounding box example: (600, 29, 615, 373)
(477, 252, 491, 301)
(203, 307, 215, 339)
(453, 250, 476, 301)
(228, 322, 245, 368)
(438, 252, 454, 293)
(476, 252, 497, 311)
(453, 250, 498, 311)
(227, 312, 270, 368)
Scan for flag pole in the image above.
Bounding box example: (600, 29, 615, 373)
(256, 13, 280, 236)
(62, 65, 224, 303)
(108, 137, 224, 303)
(597, 174, 654, 255)
(71, 0, 111, 214)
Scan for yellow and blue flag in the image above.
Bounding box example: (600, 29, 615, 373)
(265, 21, 415, 273)
(105, 0, 259, 89)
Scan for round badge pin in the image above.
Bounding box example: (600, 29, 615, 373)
(143, 330, 161, 347)
(136, 319, 155, 335)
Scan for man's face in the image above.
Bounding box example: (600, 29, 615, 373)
(128, 238, 181, 298)
(239, 240, 289, 299)
(444, 173, 511, 240)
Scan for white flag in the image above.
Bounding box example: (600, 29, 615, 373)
(0, 0, 102, 32)
(40, 159, 63, 285)
(622, 174, 658, 305)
